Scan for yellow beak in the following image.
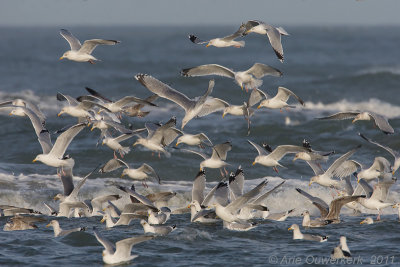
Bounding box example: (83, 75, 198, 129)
(57, 112, 62, 117)
(293, 157, 297, 162)
(46, 223, 51, 228)
(59, 56, 64, 60)
(309, 181, 313, 186)
(222, 113, 226, 118)
(121, 174, 125, 178)
(240, 84, 243, 90)
(392, 170, 395, 175)
(200, 167, 203, 171)
(32, 159, 37, 163)
(393, 204, 398, 208)
(53, 196, 58, 200)
(252, 161, 256, 166)
(257, 105, 261, 109)
(8, 112, 13, 116)
(360, 221, 364, 224)
(206, 43, 210, 47)
(288, 227, 293, 231)
(100, 218, 105, 223)
(175, 142, 180, 147)
(90, 127, 95, 131)
(352, 119, 356, 124)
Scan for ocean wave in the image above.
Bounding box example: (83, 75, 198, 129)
(356, 66, 400, 76)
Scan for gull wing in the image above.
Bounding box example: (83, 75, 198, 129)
(181, 64, 235, 79)
(295, 188, 329, 217)
(248, 88, 267, 107)
(306, 161, 325, 176)
(115, 235, 155, 257)
(67, 165, 98, 200)
(93, 230, 115, 254)
(181, 148, 208, 160)
(195, 133, 213, 146)
(197, 97, 229, 117)
(192, 170, 206, 204)
(371, 180, 395, 202)
(269, 145, 308, 161)
(275, 87, 304, 106)
(357, 179, 373, 198)
(367, 111, 394, 134)
(253, 181, 285, 204)
(371, 157, 391, 172)
(359, 133, 400, 158)
(332, 160, 362, 179)
(245, 63, 283, 78)
(100, 158, 129, 173)
(79, 39, 120, 55)
(211, 142, 232, 160)
(264, 25, 284, 62)
(229, 167, 245, 201)
(117, 186, 158, 211)
(135, 74, 193, 111)
(114, 96, 157, 108)
(138, 163, 160, 184)
(85, 87, 112, 103)
(325, 195, 366, 221)
(49, 123, 86, 158)
(247, 140, 267, 156)
(325, 145, 361, 178)
(225, 180, 267, 213)
(57, 92, 80, 106)
(59, 166, 74, 196)
(202, 180, 223, 207)
(317, 111, 359, 121)
(188, 34, 208, 44)
(220, 25, 246, 41)
(60, 29, 81, 51)
(214, 182, 229, 206)
(79, 100, 112, 113)
(114, 132, 136, 143)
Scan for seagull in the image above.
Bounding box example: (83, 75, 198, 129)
(256, 87, 304, 110)
(293, 139, 335, 163)
(355, 156, 392, 182)
(188, 25, 246, 48)
(359, 133, 400, 174)
(331, 236, 351, 259)
(59, 29, 120, 63)
(93, 229, 154, 265)
(3, 215, 46, 231)
(308, 146, 361, 189)
(0, 99, 46, 123)
(357, 178, 395, 220)
(121, 94, 159, 118)
(241, 20, 289, 62)
(133, 117, 181, 157)
(181, 63, 282, 91)
(32, 123, 86, 170)
(288, 224, 328, 242)
(140, 220, 176, 236)
(101, 158, 160, 187)
(301, 210, 329, 228)
(148, 207, 171, 225)
(175, 131, 213, 148)
(135, 74, 224, 129)
(317, 111, 394, 134)
(181, 141, 232, 176)
(100, 130, 135, 158)
(296, 188, 365, 223)
(46, 220, 85, 237)
(100, 207, 145, 228)
(248, 140, 308, 173)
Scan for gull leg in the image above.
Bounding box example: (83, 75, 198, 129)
(280, 109, 283, 113)
(152, 152, 154, 157)
(158, 152, 161, 159)
(220, 168, 225, 177)
(273, 166, 279, 174)
(114, 151, 117, 159)
(377, 210, 381, 221)
(88, 59, 95, 64)
(119, 150, 124, 158)
(224, 167, 228, 176)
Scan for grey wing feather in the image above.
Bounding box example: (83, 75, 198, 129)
(220, 25, 246, 41)
(226, 180, 267, 213)
(192, 171, 206, 204)
(211, 142, 232, 160)
(367, 112, 394, 134)
(265, 26, 284, 62)
(253, 181, 285, 204)
(94, 230, 115, 254)
(357, 179, 373, 198)
(333, 160, 362, 179)
(139, 163, 160, 183)
(49, 123, 86, 158)
(371, 180, 395, 201)
(269, 145, 308, 161)
(317, 112, 359, 121)
(197, 97, 229, 117)
(248, 89, 267, 107)
(214, 182, 229, 206)
(202, 182, 221, 207)
(115, 235, 154, 256)
(325, 146, 361, 177)
(275, 87, 304, 106)
(60, 29, 81, 51)
(181, 64, 235, 79)
(59, 166, 74, 196)
(245, 63, 283, 78)
(247, 140, 267, 156)
(117, 186, 158, 211)
(181, 148, 208, 160)
(57, 93, 79, 106)
(359, 133, 400, 158)
(79, 39, 120, 55)
(326, 195, 365, 220)
(306, 161, 325, 175)
(296, 188, 329, 217)
(100, 158, 128, 173)
(135, 74, 193, 111)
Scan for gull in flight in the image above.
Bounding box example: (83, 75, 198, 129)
(59, 29, 120, 63)
(256, 87, 305, 111)
(317, 111, 394, 134)
(181, 63, 282, 91)
(188, 25, 246, 48)
(241, 20, 289, 62)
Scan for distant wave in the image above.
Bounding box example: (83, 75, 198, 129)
(356, 66, 400, 76)
(304, 98, 400, 119)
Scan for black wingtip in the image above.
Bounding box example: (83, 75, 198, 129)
(180, 68, 190, 77)
(188, 34, 197, 43)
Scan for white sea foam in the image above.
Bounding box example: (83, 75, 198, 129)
(356, 66, 400, 76)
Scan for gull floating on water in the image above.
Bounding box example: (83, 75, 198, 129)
(181, 63, 282, 91)
(288, 224, 328, 242)
(317, 111, 394, 135)
(360, 217, 374, 225)
(140, 219, 176, 236)
(331, 236, 351, 259)
(241, 20, 289, 62)
(46, 219, 85, 237)
(59, 29, 120, 63)
(3, 215, 46, 231)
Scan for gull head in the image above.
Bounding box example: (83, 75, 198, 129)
(222, 107, 230, 118)
(9, 108, 25, 117)
(59, 51, 70, 60)
(53, 193, 65, 201)
(288, 224, 298, 231)
(58, 108, 66, 117)
(258, 99, 269, 109)
(309, 176, 317, 186)
(293, 152, 307, 162)
(32, 154, 44, 163)
(301, 210, 309, 217)
(121, 169, 128, 178)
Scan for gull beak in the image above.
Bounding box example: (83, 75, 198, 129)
(32, 159, 37, 163)
(101, 141, 105, 146)
(175, 142, 180, 147)
(90, 126, 95, 131)
(8, 112, 13, 116)
(222, 113, 226, 118)
(199, 167, 203, 171)
(360, 220, 365, 225)
(187, 204, 191, 208)
(392, 170, 395, 175)
(393, 204, 397, 208)
(57, 112, 62, 117)
(309, 181, 313, 186)
(133, 143, 137, 147)
(46, 223, 50, 228)
(357, 178, 360, 184)
(252, 161, 256, 166)
(102, 252, 105, 257)
(257, 105, 261, 109)
(121, 174, 125, 178)
(100, 218, 105, 223)
(352, 118, 357, 124)
(59, 56, 64, 60)
(240, 84, 243, 91)
(102, 208, 106, 211)
(288, 227, 293, 231)
(206, 43, 210, 47)
(293, 157, 297, 162)
(53, 196, 58, 200)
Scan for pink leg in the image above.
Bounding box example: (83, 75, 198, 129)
(273, 166, 279, 174)
(114, 151, 117, 159)
(224, 167, 228, 176)
(376, 210, 381, 221)
(220, 168, 225, 177)
(158, 152, 161, 159)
